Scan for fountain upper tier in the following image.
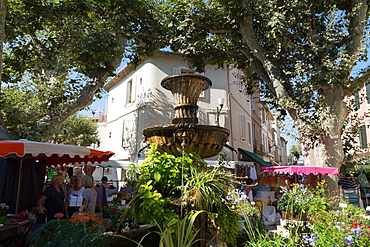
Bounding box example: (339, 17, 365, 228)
(161, 74, 212, 124)
(142, 74, 229, 158)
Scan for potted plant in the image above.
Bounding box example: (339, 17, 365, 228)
(0, 203, 9, 224)
(277, 184, 310, 219)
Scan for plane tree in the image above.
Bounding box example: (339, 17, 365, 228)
(0, 0, 167, 141)
(156, 0, 370, 178)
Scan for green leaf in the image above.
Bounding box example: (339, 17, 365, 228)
(154, 172, 161, 182)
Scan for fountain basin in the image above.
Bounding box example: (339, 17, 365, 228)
(142, 124, 229, 158)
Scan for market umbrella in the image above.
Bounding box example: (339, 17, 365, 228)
(0, 139, 115, 213)
(261, 165, 339, 175)
(0, 139, 114, 164)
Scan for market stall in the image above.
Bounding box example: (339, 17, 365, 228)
(256, 166, 340, 225)
(261, 166, 339, 176)
(0, 139, 114, 213)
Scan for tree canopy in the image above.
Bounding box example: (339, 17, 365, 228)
(154, 0, 370, 170)
(0, 0, 167, 140)
(289, 144, 302, 164)
(1, 0, 369, 175)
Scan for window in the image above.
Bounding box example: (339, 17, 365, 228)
(359, 125, 367, 149)
(247, 122, 251, 144)
(252, 123, 256, 142)
(199, 90, 206, 98)
(233, 70, 244, 92)
(366, 83, 370, 104)
(121, 119, 125, 147)
(251, 97, 256, 111)
(197, 110, 208, 125)
(121, 119, 131, 148)
(126, 80, 132, 104)
(239, 114, 246, 141)
(354, 91, 360, 110)
(173, 67, 196, 75)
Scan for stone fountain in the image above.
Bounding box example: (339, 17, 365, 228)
(142, 74, 229, 158)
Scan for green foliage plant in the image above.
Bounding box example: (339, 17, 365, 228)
(243, 215, 301, 247)
(307, 205, 370, 246)
(306, 180, 341, 217)
(132, 145, 240, 246)
(154, 210, 203, 247)
(113, 210, 203, 247)
(182, 167, 240, 245)
(132, 144, 207, 226)
(27, 213, 109, 247)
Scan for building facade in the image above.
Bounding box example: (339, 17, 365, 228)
(98, 52, 287, 170)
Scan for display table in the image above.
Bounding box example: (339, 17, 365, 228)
(255, 190, 277, 203)
(0, 217, 32, 246)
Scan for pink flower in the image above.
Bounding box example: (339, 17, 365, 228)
(54, 213, 64, 219)
(79, 216, 90, 223)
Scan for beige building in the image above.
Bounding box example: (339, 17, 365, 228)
(97, 52, 287, 172)
(347, 82, 370, 159)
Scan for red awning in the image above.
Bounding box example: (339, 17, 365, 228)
(0, 139, 114, 165)
(261, 166, 339, 175)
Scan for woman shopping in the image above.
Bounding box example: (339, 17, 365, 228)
(80, 175, 97, 213)
(66, 175, 85, 218)
(37, 175, 66, 220)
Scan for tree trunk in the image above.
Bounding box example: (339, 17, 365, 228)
(0, 0, 14, 139)
(296, 88, 347, 190)
(0, 0, 5, 88)
(0, 0, 6, 128)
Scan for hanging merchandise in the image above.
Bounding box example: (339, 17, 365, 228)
(358, 167, 370, 188)
(249, 165, 257, 180)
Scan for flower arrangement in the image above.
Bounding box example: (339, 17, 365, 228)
(110, 191, 133, 205)
(69, 211, 103, 228)
(27, 212, 109, 247)
(277, 183, 311, 218)
(304, 205, 370, 246)
(0, 203, 9, 217)
(0, 203, 9, 224)
(101, 204, 135, 232)
(243, 182, 370, 247)
(277, 181, 340, 219)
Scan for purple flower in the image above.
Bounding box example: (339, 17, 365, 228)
(303, 234, 318, 246)
(350, 228, 361, 237)
(344, 236, 354, 244)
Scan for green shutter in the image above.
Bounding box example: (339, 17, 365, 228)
(355, 91, 360, 110)
(366, 83, 370, 104)
(359, 125, 367, 149)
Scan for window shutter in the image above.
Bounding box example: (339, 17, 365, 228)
(366, 83, 370, 104)
(354, 91, 360, 110)
(359, 125, 367, 149)
(240, 114, 246, 141)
